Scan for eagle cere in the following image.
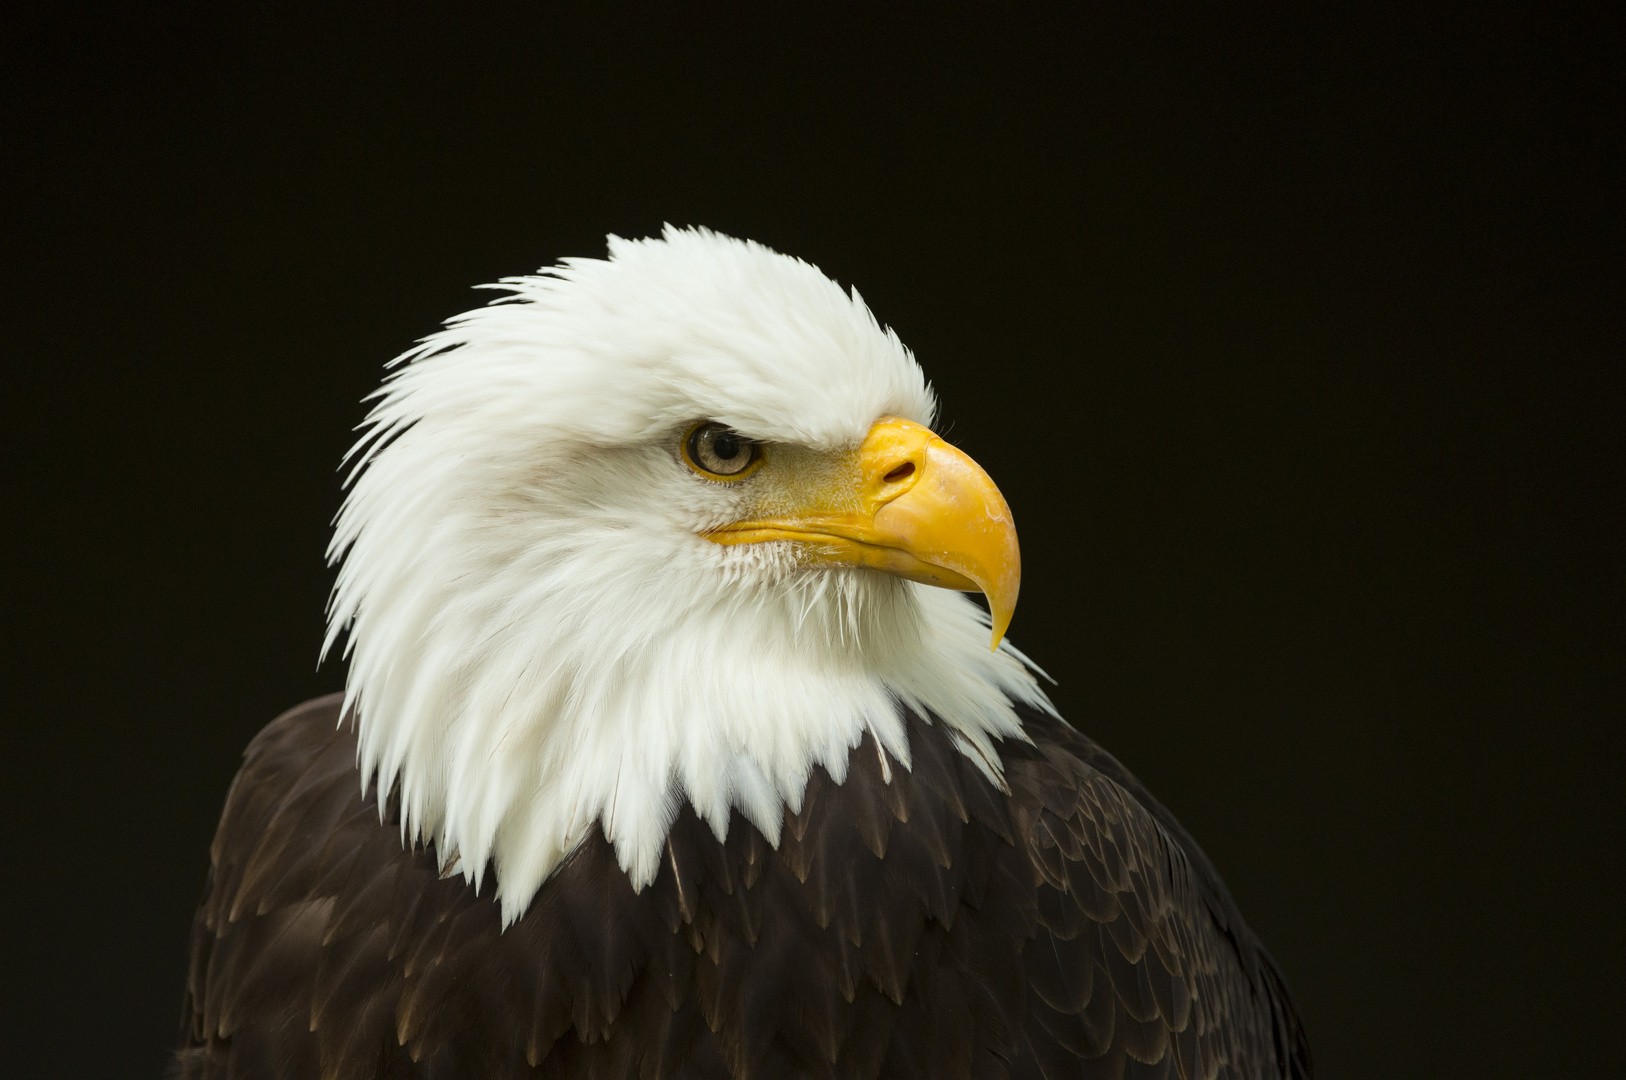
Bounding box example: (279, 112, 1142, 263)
(175, 227, 1311, 1079)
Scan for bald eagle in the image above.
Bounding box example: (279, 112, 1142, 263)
(175, 228, 1311, 1080)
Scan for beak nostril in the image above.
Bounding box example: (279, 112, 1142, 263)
(882, 462, 916, 484)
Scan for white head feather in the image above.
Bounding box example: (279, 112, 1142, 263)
(324, 226, 1055, 925)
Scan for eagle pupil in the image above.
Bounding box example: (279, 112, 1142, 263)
(686, 422, 757, 477)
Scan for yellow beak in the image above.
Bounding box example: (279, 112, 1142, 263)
(705, 416, 1021, 649)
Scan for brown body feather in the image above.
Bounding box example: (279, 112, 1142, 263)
(175, 695, 1310, 1080)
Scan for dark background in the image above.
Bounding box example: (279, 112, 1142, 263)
(3, 4, 1621, 1078)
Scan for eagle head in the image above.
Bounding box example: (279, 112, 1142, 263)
(324, 227, 1053, 924)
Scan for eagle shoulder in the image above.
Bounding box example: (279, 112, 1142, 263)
(1005, 707, 1313, 1080)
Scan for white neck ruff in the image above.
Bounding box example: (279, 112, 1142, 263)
(336, 503, 1053, 926)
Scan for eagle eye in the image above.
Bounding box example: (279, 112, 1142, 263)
(684, 422, 762, 479)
